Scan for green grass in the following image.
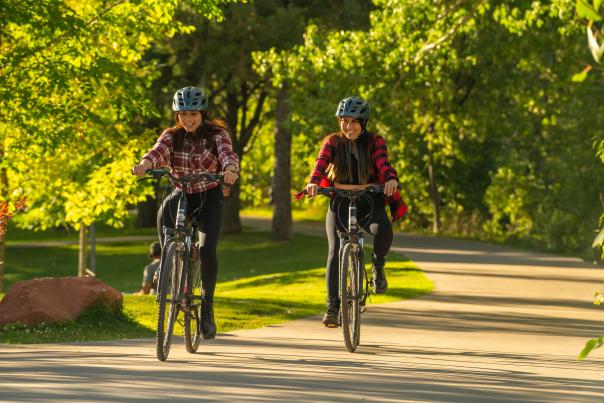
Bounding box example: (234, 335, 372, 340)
(242, 207, 326, 222)
(4, 242, 152, 292)
(0, 304, 154, 343)
(5, 219, 157, 243)
(0, 229, 433, 343)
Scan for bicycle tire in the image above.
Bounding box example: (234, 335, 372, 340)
(184, 256, 202, 353)
(156, 241, 182, 361)
(339, 242, 362, 352)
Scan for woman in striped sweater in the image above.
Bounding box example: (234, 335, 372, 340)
(305, 96, 406, 327)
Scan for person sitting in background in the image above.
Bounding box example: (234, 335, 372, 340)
(136, 241, 161, 295)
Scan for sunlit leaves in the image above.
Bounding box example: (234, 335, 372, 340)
(579, 335, 603, 359)
(577, 0, 602, 21)
(256, 0, 604, 254)
(1, 0, 233, 230)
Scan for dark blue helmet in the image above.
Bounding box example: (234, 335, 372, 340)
(172, 86, 208, 111)
(335, 96, 370, 120)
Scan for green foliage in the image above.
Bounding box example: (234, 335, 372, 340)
(579, 335, 604, 359)
(0, 303, 153, 343)
(576, 0, 602, 22)
(254, 0, 604, 257)
(575, 0, 604, 70)
(0, 0, 231, 230)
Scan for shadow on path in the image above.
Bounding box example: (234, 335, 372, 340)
(2, 337, 603, 403)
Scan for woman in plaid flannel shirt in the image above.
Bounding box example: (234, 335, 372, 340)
(305, 96, 406, 327)
(132, 86, 239, 339)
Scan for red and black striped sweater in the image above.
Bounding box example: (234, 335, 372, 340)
(306, 133, 407, 222)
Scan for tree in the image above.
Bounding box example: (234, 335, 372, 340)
(262, 0, 604, 256)
(270, 82, 293, 240)
(573, 0, 604, 361)
(0, 0, 236, 290)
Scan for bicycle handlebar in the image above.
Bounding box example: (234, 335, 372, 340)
(296, 183, 403, 199)
(138, 168, 224, 184)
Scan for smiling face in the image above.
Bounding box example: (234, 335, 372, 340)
(177, 110, 203, 132)
(339, 116, 362, 140)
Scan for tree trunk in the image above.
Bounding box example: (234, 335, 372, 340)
(137, 196, 157, 228)
(427, 146, 442, 234)
(222, 182, 242, 233)
(222, 90, 242, 234)
(221, 79, 269, 234)
(78, 224, 87, 277)
(271, 82, 292, 241)
(137, 182, 159, 227)
(0, 233, 5, 293)
(88, 224, 96, 276)
(0, 161, 8, 293)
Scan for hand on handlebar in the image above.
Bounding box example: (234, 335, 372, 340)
(306, 183, 319, 197)
(132, 160, 152, 177)
(132, 164, 147, 177)
(222, 170, 238, 185)
(384, 179, 398, 197)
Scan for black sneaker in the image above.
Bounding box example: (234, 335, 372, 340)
(200, 298, 216, 339)
(372, 266, 388, 294)
(322, 298, 340, 328)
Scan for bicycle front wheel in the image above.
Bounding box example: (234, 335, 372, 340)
(156, 241, 183, 361)
(339, 242, 362, 353)
(184, 256, 202, 353)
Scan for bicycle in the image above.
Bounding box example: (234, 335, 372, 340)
(140, 168, 224, 361)
(301, 184, 400, 352)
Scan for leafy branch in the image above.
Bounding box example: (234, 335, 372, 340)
(0, 199, 26, 237)
(413, 1, 486, 63)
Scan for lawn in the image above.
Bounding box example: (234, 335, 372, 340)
(0, 229, 433, 343)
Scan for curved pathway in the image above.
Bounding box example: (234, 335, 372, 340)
(1, 218, 603, 402)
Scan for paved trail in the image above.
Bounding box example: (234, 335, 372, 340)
(1, 218, 603, 402)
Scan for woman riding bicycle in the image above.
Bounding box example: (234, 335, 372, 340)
(305, 96, 406, 327)
(132, 86, 240, 339)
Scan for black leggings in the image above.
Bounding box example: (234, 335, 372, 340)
(325, 193, 393, 299)
(157, 186, 224, 300)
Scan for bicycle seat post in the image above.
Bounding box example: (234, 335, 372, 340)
(348, 195, 359, 241)
(175, 179, 189, 232)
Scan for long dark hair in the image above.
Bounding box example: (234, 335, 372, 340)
(166, 111, 230, 154)
(325, 130, 373, 184)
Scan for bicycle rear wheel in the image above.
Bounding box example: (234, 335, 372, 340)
(339, 242, 362, 353)
(156, 241, 183, 361)
(184, 256, 202, 353)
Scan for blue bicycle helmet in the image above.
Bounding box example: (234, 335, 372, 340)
(335, 96, 370, 120)
(172, 86, 208, 112)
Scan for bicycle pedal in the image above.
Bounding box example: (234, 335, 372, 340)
(324, 323, 339, 328)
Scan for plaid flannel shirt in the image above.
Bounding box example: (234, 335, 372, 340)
(142, 128, 239, 194)
(307, 133, 408, 222)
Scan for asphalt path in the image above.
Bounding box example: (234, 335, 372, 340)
(1, 217, 603, 402)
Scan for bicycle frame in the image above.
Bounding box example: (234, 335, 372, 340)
(143, 169, 223, 304)
(158, 183, 193, 305)
(302, 184, 401, 352)
(337, 192, 369, 316)
(140, 169, 223, 360)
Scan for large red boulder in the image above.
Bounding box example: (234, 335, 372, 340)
(0, 277, 123, 326)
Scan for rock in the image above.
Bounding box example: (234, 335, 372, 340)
(0, 277, 123, 326)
